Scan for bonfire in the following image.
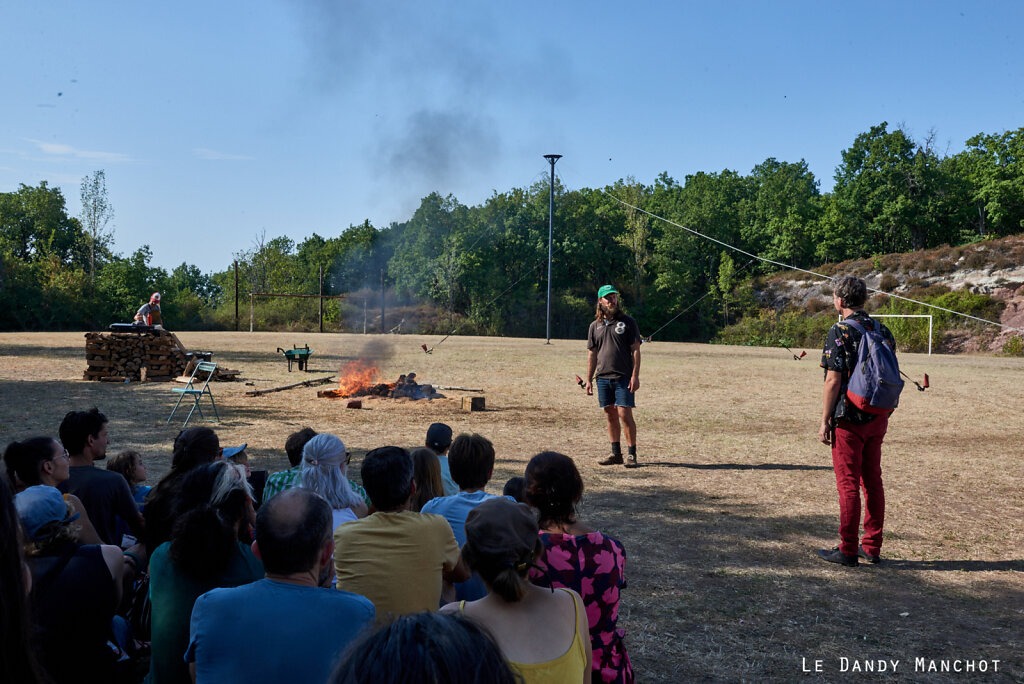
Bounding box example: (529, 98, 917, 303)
(318, 360, 440, 400)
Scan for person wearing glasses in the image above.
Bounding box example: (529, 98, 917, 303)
(4, 436, 103, 545)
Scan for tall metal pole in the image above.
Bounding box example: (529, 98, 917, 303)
(543, 154, 561, 344)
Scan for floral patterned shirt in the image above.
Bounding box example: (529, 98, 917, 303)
(529, 530, 634, 684)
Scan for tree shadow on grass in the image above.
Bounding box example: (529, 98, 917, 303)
(634, 461, 834, 471)
(581, 484, 1023, 683)
(882, 559, 1024, 572)
(0, 343, 83, 359)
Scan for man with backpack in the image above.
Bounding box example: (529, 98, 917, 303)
(818, 275, 901, 567)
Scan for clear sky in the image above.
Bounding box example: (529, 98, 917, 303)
(2, 1, 1021, 273)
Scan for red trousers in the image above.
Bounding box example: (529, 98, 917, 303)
(832, 415, 888, 556)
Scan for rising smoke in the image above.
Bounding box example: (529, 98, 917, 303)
(287, 0, 575, 196)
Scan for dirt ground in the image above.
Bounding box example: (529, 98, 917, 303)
(2, 331, 1021, 683)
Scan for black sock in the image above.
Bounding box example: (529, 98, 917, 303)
(628, 445, 637, 456)
(611, 442, 622, 456)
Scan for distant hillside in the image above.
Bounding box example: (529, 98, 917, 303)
(743, 235, 1024, 354)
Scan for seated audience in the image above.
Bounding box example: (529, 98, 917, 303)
(333, 446, 468, 620)
(185, 488, 374, 683)
(57, 408, 145, 546)
(107, 449, 152, 510)
(329, 612, 518, 684)
(143, 426, 221, 554)
(5, 436, 102, 544)
(421, 433, 507, 600)
(16, 485, 124, 684)
(442, 498, 591, 683)
(224, 444, 268, 508)
(0, 476, 48, 684)
(426, 422, 458, 496)
(107, 449, 151, 545)
(148, 461, 263, 684)
(526, 451, 634, 684)
(503, 476, 526, 502)
(263, 428, 369, 505)
(409, 447, 444, 511)
(300, 434, 367, 529)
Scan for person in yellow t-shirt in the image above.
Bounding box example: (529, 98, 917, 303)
(333, 446, 469, 621)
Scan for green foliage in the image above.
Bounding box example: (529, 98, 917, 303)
(1000, 335, 1024, 357)
(714, 308, 834, 349)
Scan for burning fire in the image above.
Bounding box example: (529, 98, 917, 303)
(336, 359, 385, 397)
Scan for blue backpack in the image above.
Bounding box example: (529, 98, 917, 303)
(841, 318, 903, 415)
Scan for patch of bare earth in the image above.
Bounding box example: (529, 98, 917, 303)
(2, 332, 1021, 682)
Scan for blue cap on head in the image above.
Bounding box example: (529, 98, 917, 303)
(14, 485, 79, 541)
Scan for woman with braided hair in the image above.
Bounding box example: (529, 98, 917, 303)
(441, 497, 590, 683)
(525, 451, 634, 684)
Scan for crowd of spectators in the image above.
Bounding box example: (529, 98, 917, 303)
(2, 410, 634, 684)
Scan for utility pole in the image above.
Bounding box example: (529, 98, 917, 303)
(318, 265, 324, 333)
(543, 154, 562, 344)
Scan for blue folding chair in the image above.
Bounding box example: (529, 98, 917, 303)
(167, 361, 220, 427)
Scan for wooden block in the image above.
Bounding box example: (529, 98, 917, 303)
(461, 396, 485, 412)
(346, 400, 362, 409)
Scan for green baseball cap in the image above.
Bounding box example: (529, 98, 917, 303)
(597, 285, 618, 299)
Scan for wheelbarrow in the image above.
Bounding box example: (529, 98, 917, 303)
(277, 345, 313, 372)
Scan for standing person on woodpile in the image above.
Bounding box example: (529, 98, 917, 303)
(134, 292, 163, 326)
(585, 285, 642, 468)
(817, 275, 898, 567)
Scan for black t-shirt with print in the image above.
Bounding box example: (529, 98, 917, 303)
(588, 314, 641, 380)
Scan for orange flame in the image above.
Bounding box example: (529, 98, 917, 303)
(337, 359, 380, 397)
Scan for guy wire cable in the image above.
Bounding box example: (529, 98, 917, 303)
(641, 257, 760, 342)
(598, 190, 1024, 334)
(427, 240, 568, 351)
(424, 169, 570, 351)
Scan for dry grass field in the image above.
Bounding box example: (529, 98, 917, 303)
(1, 331, 1021, 683)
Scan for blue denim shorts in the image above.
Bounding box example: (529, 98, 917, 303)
(596, 376, 635, 408)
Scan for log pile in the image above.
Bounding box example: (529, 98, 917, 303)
(83, 330, 189, 382)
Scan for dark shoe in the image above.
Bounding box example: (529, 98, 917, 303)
(598, 453, 623, 466)
(817, 547, 858, 566)
(858, 545, 880, 564)
(624, 453, 639, 468)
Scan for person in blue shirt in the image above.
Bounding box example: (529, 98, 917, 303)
(186, 487, 374, 683)
(421, 433, 510, 600)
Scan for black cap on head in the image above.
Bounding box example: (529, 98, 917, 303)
(426, 423, 453, 452)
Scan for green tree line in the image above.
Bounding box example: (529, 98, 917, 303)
(2, 123, 1022, 339)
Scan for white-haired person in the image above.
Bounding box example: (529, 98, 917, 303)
(300, 434, 368, 531)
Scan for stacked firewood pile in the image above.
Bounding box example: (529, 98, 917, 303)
(83, 331, 189, 382)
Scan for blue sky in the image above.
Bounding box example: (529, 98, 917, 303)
(2, 1, 1021, 273)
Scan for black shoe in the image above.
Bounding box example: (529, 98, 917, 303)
(624, 453, 639, 468)
(817, 547, 858, 566)
(598, 453, 623, 466)
(858, 545, 880, 564)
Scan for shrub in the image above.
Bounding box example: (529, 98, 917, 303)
(715, 308, 834, 349)
(1001, 335, 1024, 357)
(879, 273, 899, 292)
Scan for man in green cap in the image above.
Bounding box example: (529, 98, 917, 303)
(585, 285, 642, 467)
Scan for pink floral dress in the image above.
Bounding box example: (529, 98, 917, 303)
(529, 531, 634, 683)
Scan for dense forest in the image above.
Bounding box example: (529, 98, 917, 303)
(2, 123, 1022, 350)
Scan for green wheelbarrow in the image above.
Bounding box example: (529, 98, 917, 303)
(277, 344, 313, 372)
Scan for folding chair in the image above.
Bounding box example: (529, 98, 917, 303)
(167, 361, 220, 427)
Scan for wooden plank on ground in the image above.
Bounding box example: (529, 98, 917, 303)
(245, 376, 335, 397)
